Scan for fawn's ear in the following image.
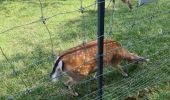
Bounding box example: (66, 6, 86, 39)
(50, 57, 61, 76)
(57, 60, 63, 71)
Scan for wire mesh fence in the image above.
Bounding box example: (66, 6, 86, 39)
(0, 0, 170, 99)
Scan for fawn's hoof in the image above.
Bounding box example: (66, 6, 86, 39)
(71, 92, 79, 97)
(123, 73, 128, 77)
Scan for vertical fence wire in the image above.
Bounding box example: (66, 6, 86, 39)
(0, 47, 28, 90)
(0, 0, 169, 99)
(39, 0, 55, 64)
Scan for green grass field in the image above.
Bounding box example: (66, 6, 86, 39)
(0, 0, 170, 99)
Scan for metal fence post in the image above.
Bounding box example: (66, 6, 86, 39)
(97, 0, 105, 100)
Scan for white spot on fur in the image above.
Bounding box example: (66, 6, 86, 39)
(83, 72, 86, 75)
(78, 69, 80, 72)
(86, 71, 88, 75)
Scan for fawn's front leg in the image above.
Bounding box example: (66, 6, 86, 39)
(115, 64, 128, 77)
(64, 77, 78, 96)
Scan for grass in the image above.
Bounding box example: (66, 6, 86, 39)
(0, 0, 170, 99)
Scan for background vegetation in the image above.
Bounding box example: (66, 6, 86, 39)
(0, 0, 169, 99)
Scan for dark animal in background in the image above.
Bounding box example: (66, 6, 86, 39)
(110, 0, 133, 10)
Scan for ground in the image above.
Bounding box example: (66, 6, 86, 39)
(0, 0, 170, 99)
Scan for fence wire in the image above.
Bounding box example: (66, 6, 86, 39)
(0, 0, 170, 99)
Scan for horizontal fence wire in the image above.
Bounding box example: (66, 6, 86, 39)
(1, 1, 169, 34)
(107, 63, 169, 100)
(96, 54, 169, 99)
(0, 0, 108, 35)
(0, 0, 109, 98)
(4, 27, 169, 98)
(40, 46, 169, 99)
(10, 45, 169, 99)
(79, 46, 170, 99)
(4, 19, 169, 99)
(0, 0, 169, 99)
